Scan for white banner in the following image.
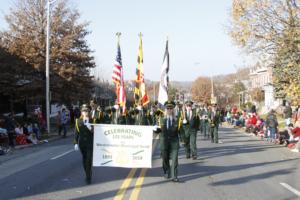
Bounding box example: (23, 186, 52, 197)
(93, 124, 153, 168)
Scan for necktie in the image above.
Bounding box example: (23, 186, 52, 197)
(167, 117, 171, 129)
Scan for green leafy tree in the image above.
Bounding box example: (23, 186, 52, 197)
(229, 0, 300, 103)
(191, 77, 212, 103)
(0, 0, 95, 105)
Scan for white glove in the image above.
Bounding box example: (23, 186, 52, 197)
(153, 125, 158, 132)
(74, 144, 79, 151)
(87, 123, 92, 131)
(114, 104, 119, 110)
(183, 119, 187, 124)
(84, 122, 92, 131)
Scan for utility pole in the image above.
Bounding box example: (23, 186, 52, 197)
(45, 0, 58, 134)
(45, 0, 51, 134)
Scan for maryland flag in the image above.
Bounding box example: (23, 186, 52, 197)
(134, 34, 149, 106)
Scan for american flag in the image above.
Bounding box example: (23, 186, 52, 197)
(112, 41, 126, 112)
(112, 44, 122, 85)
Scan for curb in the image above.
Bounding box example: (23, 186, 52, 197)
(13, 133, 73, 150)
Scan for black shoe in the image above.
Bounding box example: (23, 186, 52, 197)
(186, 155, 190, 159)
(164, 173, 170, 179)
(172, 178, 179, 182)
(85, 178, 91, 184)
(192, 156, 197, 160)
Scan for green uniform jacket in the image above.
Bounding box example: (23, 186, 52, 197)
(208, 110, 221, 127)
(159, 117, 179, 150)
(74, 118, 93, 148)
(183, 109, 200, 131)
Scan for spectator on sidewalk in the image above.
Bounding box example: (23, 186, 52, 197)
(56, 111, 61, 132)
(59, 108, 69, 138)
(283, 103, 293, 128)
(35, 107, 46, 132)
(0, 118, 9, 151)
(15, 123, 28, 145)
(294, 106, 300, 124)
(290, 122, 300, 152)
(226, 111, 232, 124)
(4, 113, 15, 148)
(266, 109, 278, 143)
(22, 122, 37, 144)
(23, 122, 29, 136)
(32, 123, 41, 140)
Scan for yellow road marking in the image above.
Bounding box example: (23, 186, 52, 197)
(129, 138, 159, 200)
(114, 168, 137, 200)
(114, 134, 159, 200)
(129, 168, 147, 200)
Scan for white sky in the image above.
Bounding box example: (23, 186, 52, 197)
(0, 0, 246, 82)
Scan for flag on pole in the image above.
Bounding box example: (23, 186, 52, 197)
(134, 33, 149, 106)
(112, 34, 126, 112)
(158, 38, 169, 105)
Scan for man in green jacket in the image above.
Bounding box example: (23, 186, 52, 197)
(156, 101, 180, 182)
(183, 101, 200, 159)
(208, 104, 221, 143)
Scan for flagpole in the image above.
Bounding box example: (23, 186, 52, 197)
(153, 82, 156, 101)
(115, 32, 121, 106)
(116, 32, 121, 43)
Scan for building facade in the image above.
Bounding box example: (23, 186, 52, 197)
(249, 66, 281, 113)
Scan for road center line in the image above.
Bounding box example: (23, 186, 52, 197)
(50, 149, 74, 160)
(113, 168, 137, 200)
(280, 182, 300, 197)
(129, 138, 159, 200)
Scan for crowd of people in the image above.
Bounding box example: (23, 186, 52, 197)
(224, 104, 300, 153)
(0, 108, 44, 154)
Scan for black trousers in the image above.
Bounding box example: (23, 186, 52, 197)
(80, 145, 93, 180)
(162, 138, 179, 179)
(8, 131, 15, 147)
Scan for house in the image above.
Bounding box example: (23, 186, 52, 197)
(249, 65, 281, 113)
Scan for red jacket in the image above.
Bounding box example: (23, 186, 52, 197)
(251, 116, 257, 125)
(292, 127, 300, 137)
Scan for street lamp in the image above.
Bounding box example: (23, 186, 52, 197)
(46, 0, 58, 134)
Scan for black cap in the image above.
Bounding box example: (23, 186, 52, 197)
(81, 104, 90, 112)
(164, 101, 175, 109)
(185, 100, 193, 106)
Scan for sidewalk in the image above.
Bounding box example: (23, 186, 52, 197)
(8, 127, 74, 151)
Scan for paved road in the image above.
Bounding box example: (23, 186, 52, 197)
(0, 126, 300, 200)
